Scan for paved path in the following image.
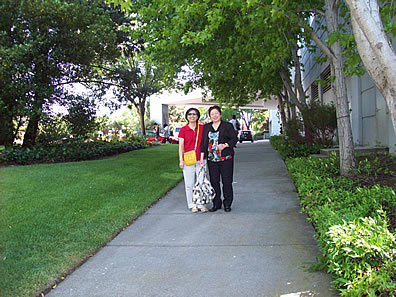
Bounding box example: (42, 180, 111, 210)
(47, 141, 337, 297)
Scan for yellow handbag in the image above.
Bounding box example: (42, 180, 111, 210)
(183, 124, 199, 166)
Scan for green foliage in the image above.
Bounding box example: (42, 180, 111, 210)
(0, 0, 120, 145)
(0, 139, 149, 165)
(285, 155, 396, 296)
(107, 53, 167, 133)
(269, 135, 329, 159)
(284, 117, 304, 143)
(108, 0, 301, 105)
(340, 260, 396, 297)
(63, 96, 100, 139)
(327, 217, 395, 291)
(251, 110, 269, 132)
(37, 115, 70, 145)
(380, 0, 396, 38)
(301, 100, 337, 146)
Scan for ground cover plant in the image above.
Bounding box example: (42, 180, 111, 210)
(0, 145, 183, 297)
(269, 135, 329, 159)
(285, 153, 395, 296)
(0, 135, 150, 165)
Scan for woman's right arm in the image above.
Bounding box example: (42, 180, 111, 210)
(179, 137, 185, 169)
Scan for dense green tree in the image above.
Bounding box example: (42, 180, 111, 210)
(0, 0, 120, 146)
(107, 53, 167, 135)
(109, 0, 362, 174)
(63, 96, 100, 139)
(251, 110, 269, 132)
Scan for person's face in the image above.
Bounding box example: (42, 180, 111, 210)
(209, 109, 221, 122)
(187, 110, 198, 123)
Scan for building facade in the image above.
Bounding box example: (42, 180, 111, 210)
(300, 18, 396, 153)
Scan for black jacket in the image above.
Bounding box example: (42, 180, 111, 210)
(200, 121, 238, 159)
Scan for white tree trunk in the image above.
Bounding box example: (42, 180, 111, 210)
(325, 0, 356, 174)
(345, 0, 396, 138)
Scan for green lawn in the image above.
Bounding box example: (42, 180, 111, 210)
(0, 145, 183, 297)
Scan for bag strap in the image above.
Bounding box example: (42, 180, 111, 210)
(193, 124, 199, 150)
(197, 164, 206, 181)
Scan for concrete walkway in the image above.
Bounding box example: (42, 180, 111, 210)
(46, 141, 337, 297)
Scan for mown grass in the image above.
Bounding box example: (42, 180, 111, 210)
(0, 145, 182, 297)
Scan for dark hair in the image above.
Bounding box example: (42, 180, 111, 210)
(208, 105, 222, 116)
(185, 108, 201, 122)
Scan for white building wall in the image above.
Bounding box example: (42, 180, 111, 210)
(149, 96, 169, 128)
(269, 109, 281, 136)
(300, 17, 396, 154)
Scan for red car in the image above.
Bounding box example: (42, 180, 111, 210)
(145, 130, 178, 144)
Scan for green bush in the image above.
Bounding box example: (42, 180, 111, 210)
(301, 100, 337, 146)
(327, 217, 395, 293)
(0, 139, 150, 165)
(270, 135, 329, 159)
(285, 155, 395, 296)
(253, 131, 264, 140)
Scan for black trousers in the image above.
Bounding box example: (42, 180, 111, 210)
(208, 158, 234, 208)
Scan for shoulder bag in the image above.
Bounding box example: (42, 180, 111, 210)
(183, 125, 199, 166)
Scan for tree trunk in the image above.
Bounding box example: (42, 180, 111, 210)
(279, 69, 305, 111)
(325, 0, 356, 174)
(291, 44, 306, 105)
(345, 0, 396, 138)
(0, 112, 14, 145)
(284, 88, 297, 122)
(23, 114, 40, 147)
(135, 99, 146, 136)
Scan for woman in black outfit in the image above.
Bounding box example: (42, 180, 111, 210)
(200, 106, 238, 212)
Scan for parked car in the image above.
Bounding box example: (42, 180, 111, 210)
(144, 130, 178, 144)
(239, 130, 254, 143)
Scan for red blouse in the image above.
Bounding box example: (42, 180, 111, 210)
(179, 124, 204, 161)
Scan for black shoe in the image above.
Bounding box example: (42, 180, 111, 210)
(209, 206, 221, 212)
(224, 207, 232, 212)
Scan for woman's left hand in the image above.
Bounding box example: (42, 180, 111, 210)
(217, 143, 227, 151)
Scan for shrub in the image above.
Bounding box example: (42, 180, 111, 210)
(0, 139, 149, 165)
(301, 100, 337, 146)
(270, 135, 329, 159)
(284, 155, 395, 296)
(253, 131, 264, 140)
(327, 217, 395, 294)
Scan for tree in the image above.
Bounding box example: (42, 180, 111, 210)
(345, 0, 396, 140)
(0, 0, 119, 146)
(63, 96, 100, 139)
(109, 0, 357, 173)
(251, 110, 270, 132)
(269, 0, 356, 173)
(108, 53, 167, 135)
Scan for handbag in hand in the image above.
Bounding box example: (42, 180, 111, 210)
(192, 166, 215, 205)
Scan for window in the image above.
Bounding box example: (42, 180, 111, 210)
(320, 65, 332, 93)
(311, 82, 319, 100)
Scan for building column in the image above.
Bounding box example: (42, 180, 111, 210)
(349, 76, 362, 146)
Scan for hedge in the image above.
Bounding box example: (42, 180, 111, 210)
(286, 155, 395, 296)
(0, 139, 150, 165)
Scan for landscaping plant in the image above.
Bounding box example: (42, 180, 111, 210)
(285, 153, 395, 296)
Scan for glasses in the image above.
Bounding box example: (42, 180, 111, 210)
(187, 113, 198, 116)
